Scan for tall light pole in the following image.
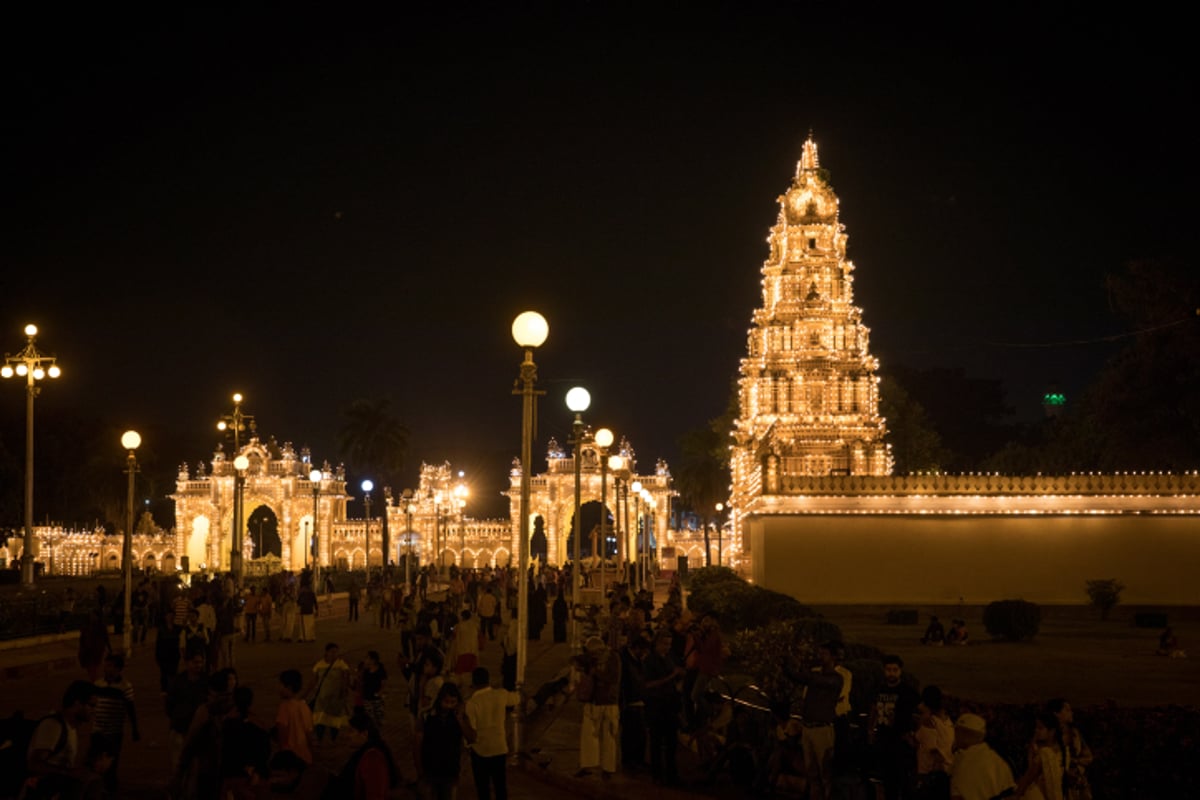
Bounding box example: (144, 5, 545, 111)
(430, 489, 444, 579)
(402, 488, 415, 590)
(231, 454, 249, 585)
(608, 454, 627, 586)
(120, 430, 141, 657)
(641, 489, 653, 589)
(630, 480, 642, 591)
(565, 386, 590, 647)
(594, 428, 614, 594)
(361, 479, 374, 578)
(309, 468, 322, 585)
(643, 492, 657, 584)
(2, 324, 62, 587)
(454, 475, 469, 568)
(715, 502, 725, 566)
(511, 310, 548, 755)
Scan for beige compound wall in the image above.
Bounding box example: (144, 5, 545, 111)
(748, 514, 1199, 605)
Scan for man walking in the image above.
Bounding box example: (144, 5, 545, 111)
(296, 581, 318, 642)
(347, 577, 360, 622)
(465, 667, 509, 800)
(786, 640, 844, 800)
(93, 653, 140, 793)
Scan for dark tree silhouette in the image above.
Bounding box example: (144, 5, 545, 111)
(338, 397, 410, 564)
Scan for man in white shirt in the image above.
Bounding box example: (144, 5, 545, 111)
(465, 667, 511, 800)
(949, 713, 1015, 800)
(25, 680, 95, 798)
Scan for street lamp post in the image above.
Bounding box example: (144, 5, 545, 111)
(630, 480, 642, 591)
(231, 454, 249, 585)
(594, 428, 614, 595)
(454, 477, 469, 568)
(715, 502, 724, 566)
(430, 490, 443, 580)
(2, 324, 62, 587)
(361, 479, 374, 578)
(565, 386, 590, 648)
(309, 468, 322, 586)
(121, 430, 141, 657)
(511, 310, 548, 756)
(608, 454, 627, 586)
(402, 488, 415, 591)
(641, 489, 653, 589)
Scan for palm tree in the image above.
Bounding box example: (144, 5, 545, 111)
(338, 397, 410, 567)
(674, 406, 733, 566)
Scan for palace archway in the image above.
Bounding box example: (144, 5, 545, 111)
(248, 505, 281, 559)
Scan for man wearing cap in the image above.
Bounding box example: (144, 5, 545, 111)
(949, 713, 1015, 800)
(576, 636, 622, 778)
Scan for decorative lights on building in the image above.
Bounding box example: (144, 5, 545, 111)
(730, 135, 892, 535)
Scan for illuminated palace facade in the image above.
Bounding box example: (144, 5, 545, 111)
(387, 437, 682, 571)
(730, 137, 1200, 604)
(11, 429, 684, 580)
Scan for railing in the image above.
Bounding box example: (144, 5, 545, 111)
(775, 472, 1200, 496)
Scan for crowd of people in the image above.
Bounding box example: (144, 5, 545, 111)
(3, 560, 1107, 800)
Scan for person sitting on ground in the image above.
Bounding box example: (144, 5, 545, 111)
(946, 619, 969, 645)
(921, 615, 946, 646)
(1157, 627, 1186, 658)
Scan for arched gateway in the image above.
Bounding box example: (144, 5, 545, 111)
(172, 438, 348, 574)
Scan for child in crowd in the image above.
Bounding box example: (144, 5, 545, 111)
(274, 669, 314, 765)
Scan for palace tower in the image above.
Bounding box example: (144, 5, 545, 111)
(730, 136, 891, 527)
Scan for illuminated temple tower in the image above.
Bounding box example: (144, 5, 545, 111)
(730, 136, 891, 531)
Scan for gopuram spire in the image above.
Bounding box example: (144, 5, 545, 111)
(729, 135, 892, 531)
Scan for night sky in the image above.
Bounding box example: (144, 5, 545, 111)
(2, 6, 1194, 520)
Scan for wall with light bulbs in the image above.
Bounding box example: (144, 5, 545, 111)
(749, 512, 1200, 605)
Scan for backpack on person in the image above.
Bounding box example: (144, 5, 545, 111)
(0, 711, 68, 799)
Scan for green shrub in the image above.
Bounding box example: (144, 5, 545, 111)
(1134, 611, 1168, 628)
(683, 565, 741, 592)
(686, 568, 814, 631)
(729, 617, 844, 706)
(982, 599, 1042, 641)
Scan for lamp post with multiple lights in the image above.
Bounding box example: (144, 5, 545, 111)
(361, 479, 374, 577)
(121, 430, 141, 656)
(309, 468, 322, 585)
(511, 310, 548, 758)
(231, 455, 249, 585)
(217, 393, 255, 452)
(2, 324, 62, 586)
(565, 386, 590, 647)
